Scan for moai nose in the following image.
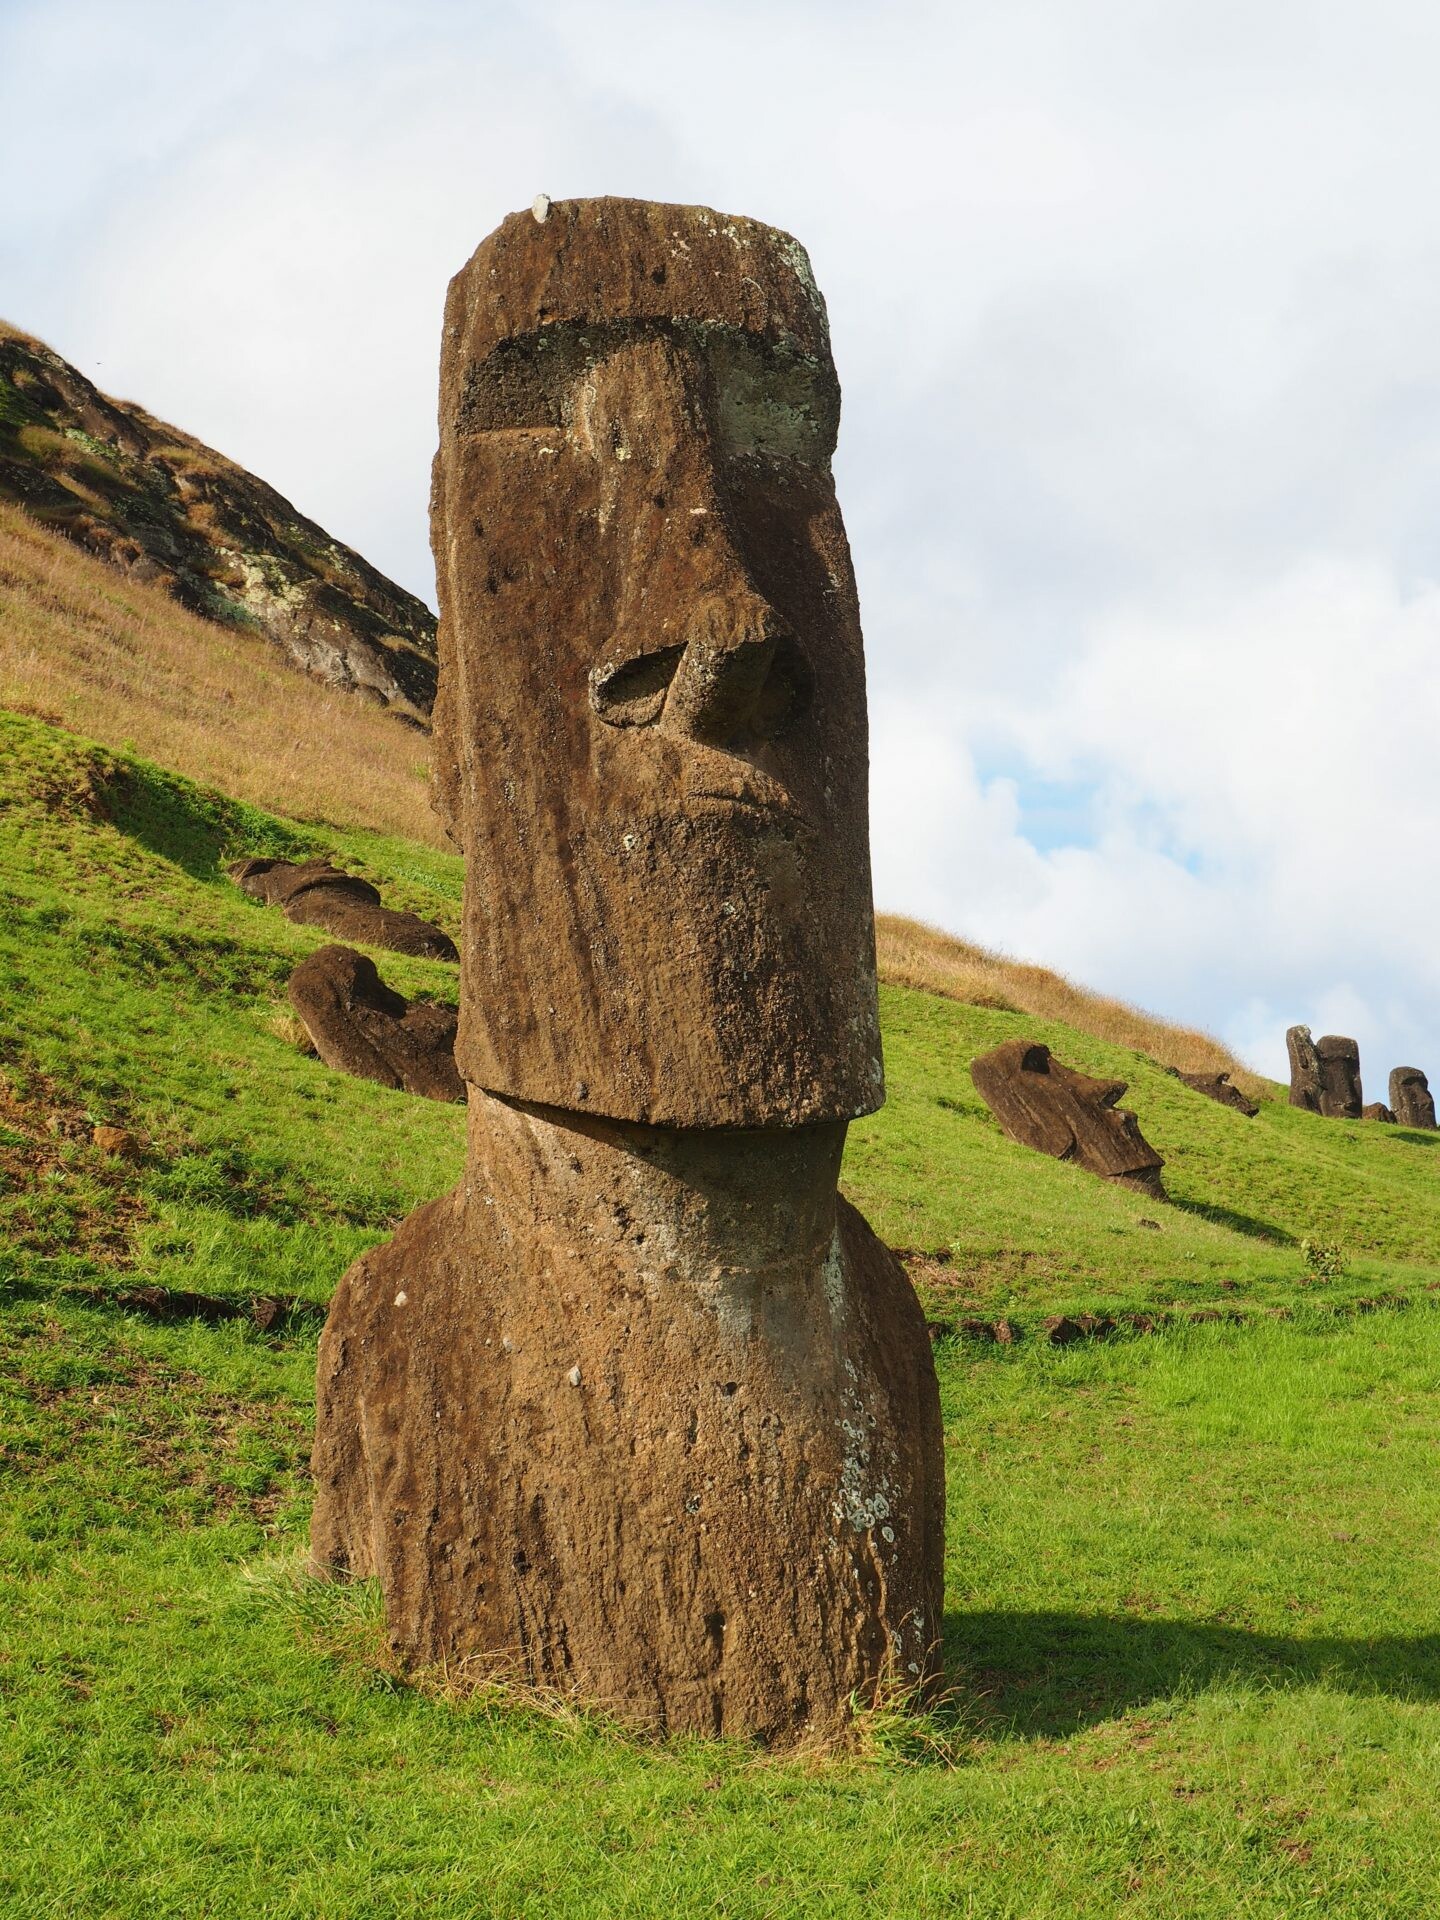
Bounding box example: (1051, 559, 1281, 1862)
(663, 595, 811, 748)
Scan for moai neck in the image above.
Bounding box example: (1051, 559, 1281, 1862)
(464, 1090, 849, 1310)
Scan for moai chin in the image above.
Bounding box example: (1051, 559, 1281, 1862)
(310, 200, 945, 1743)
(1389, 1066, 1437, 1130)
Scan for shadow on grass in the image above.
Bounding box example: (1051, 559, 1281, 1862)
(1389, 1129, 1440, 1150)
(1165, 1195, 1295, 1245)
(105, 758, 312, 882)
(944, 1609, 1440, 1738)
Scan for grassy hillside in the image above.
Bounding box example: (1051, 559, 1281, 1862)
(5, 708, 1440, 1914)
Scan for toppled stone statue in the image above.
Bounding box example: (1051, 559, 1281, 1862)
(1174, 1069, 1259, 1117)
(231, 856, 457, 961)
(288, 944, 462, 1102)
(971, 1039, 1165, 1197)
(1388, 1066, 1437, 1131)
(309, 199, 945, 1744)
(1316, 1034, 1363, 1119)
(1286, 1024, 1322, 1112)
(1363, 1102, 1397, 1124)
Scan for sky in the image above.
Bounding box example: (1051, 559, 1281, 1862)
(4, 0, 1439, 1086)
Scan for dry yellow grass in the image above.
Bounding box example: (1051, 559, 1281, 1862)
(0, 503, 442, 846)
(877, 913, 1266, 1094)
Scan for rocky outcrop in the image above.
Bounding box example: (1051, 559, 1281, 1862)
(230, 857, 457, 961)
(1287, 1025, 1322, 1112)
(288, 944, 462, 1102)
(1388, 1066, 1437, 1131)
(0, 322, 436, 721)
(1175, 1069, 1259, 1117)
(1363, 1102, 1397, 1124)
(971, 1038, 1166, 1197)
(1316, 1035, 1363, 1119)
(311, 199, 944, 1745)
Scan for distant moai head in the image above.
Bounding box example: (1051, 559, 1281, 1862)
(970, 1039, 1165, 1195)
(1315, 1034, 1363, 1119)
(1286, 1024, 1322, 1112)
(430, 198, 882, 1129)
(1389, 1065, 1437, 1130)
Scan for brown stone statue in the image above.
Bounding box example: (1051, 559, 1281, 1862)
(970, 1039, 1165, 1196)
(1316, 1034, 1363, 1119)
(309, 199, 945, 1744)
(1389, 1066, 1437, 1131)
(1174, 1069, 1258, 1118)
(288, 945, 462, 1103)
(1286, 1024, 1322, 1112)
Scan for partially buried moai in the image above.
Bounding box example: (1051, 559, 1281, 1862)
(1389, 1066, 1437, 1130)
(310, 199, 945, 1743)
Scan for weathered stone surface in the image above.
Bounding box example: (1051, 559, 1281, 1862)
(1389, 1066, 1437, 1130)
(311, 198, 943, 1746)
(430, 197, 881, 1129)
(1176, 1070, 1259, 1117)
(1363, 1102, 1397, 1124)
(288, 945, 462, 1103)
(231, 857, 458, 962)
(313, 1094, 943, 1740)
(970, 1039, 1165, 1196)
(1287, 1024, 1322, 1111)
(1316, 1034, 1363, 1119)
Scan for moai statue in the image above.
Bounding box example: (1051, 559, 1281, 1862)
(309, 200, 945, 1743)
(971, 1039, 1165, 1197)
(1316, 1034, 1363, 1119)
(1389, 1066, 1437, 1130)
(1286, 1024, 1322, 1112)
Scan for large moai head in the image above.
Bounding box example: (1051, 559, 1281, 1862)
(1389, 1065, 1437, 1130)
(430, 198, 882, 1129)
(1315, 1034, 1363, 1119)
(1286, 1024, 1321, 1112)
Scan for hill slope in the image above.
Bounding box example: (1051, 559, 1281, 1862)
(4, 710, 1440, 1915)
(0, 323, 437, 720)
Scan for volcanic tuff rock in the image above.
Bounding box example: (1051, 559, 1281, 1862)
(1174, 1069, 1259, 1117)
(1286, 1024, 1322, 1112)
(1364, 1103, 1397, 1124)
(1316, 1035, 1363, 1120)
(1389, 1066, 1437, 1131)
(971, 1038, 1166, 1197)
(230, 857, 457, 961)
(288, 945, 462, 1102)
(312, 197, 944, 1745)
(0, 322, 437, 721)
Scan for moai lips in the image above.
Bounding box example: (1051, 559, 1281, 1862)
(1389, 1066, 1437, 1130)
(971, 1039, 1166, 1197)
(430, 199, 881, 1128)
(311, 201, 944, 1746)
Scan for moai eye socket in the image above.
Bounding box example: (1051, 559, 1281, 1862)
(588, 646, 685, 727)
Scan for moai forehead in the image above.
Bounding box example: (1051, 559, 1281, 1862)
(430, 199, 883, 1128)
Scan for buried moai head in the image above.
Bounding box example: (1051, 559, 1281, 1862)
(1389, 1066, 1437, 1130)
(1286, 1024, 1322, 1112)
(1315, 1034, 1363, 1119)
(430, 198, 881, 1129)
(970, 1039, 1165, 1196)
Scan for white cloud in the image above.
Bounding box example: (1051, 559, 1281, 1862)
(6, 0, 1440, 1085)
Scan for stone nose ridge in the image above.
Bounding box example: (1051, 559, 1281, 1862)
(661, 593, 789, 746)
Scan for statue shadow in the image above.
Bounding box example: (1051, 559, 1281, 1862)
(1163, 1196, 1295, 1245)
(1388, 1128, 1440, 1150)
(939, 1609, 1440, 1741)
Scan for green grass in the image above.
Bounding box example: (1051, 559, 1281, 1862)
(5, 708, 1440, 1915)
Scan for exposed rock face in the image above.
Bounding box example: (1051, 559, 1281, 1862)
(1363, 1102, 1397, 1124)
(1388, 1066, 1437, 1130)
(1175, 1070, 1259, 1117)
(1286, 1025, 1322, 1112)
(288, 945, 462, 1102)
(1316, 1035, 1363, 1119)
(231, 857, 457, 961)
(0, 323, 437, 721)
(971, 1039, 1166, 1197)
(311, 199, 944, 1744)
